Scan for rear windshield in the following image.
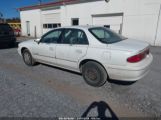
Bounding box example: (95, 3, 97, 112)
(89, 27, 127, 44)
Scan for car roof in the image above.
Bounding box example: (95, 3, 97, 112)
(58, 25, 103, 30)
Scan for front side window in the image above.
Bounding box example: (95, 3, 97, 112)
(41, 30, 62, 43)
(62, 29, 88, 45)
(89, 27, 127, 44)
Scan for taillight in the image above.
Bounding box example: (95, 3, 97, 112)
(127, 49, 149, 63)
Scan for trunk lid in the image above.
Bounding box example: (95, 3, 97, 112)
(110, 39, 149, 52)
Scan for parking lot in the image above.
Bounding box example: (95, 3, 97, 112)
(0, 38, 161, 118)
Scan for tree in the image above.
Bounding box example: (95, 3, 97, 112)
(0, 12, 3, 23)
(6, 17, 20, 23)
(38, 0, 42, 5)
(0, 12, 3, 18)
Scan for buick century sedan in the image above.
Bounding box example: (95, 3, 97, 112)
(18, 26, 153, 87)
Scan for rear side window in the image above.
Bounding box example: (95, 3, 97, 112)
(89, 27, 127, 44)
(62, 29, 88, 45)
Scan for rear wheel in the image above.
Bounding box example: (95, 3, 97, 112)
(22, 49, 36, 66)
(82, 61, 107, 87)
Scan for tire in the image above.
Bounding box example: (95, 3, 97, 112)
(22, 49, 36, 66)
(82, 61, 107, 87)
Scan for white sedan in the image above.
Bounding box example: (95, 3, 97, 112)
(18, 26, 153, 87)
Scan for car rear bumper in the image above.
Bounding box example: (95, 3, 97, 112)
(106, 54, 153, 81)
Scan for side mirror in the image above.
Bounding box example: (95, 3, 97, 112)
(34, 38, 40, 44)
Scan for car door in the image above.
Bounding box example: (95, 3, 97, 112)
(32, 29, 63, 64)
(56, 28, 89, 70)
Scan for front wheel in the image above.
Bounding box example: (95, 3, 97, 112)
(82, 61, 107, 87)
(22, 49, 36, 66)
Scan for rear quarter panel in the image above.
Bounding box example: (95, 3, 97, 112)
(109, 49, 132, 66)
(78, 45, 131, 67)
(78, 45, 137, 77)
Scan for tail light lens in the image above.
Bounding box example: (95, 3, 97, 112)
(127, 49, 149, 63)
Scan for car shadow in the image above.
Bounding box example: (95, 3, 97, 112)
(40, 63, 136, 86)
(81, 101, 119, 120)
(108, 79, 137, 86)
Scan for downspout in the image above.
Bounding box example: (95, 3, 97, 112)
(40, 9, 43, 37)
(154, 4, 161, 46)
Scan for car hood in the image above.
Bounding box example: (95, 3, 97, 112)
(109, 39, 149, 52)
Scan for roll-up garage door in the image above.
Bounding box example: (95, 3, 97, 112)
(42, 13, 61, 34)
(42, 13, 60, 24)
(92, 14, 123, 34)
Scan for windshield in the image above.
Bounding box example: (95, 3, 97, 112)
(89, 27, 127, 44)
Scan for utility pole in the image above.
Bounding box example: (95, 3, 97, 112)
(0, 12, 3, 23)
(0, 12, 3, 18)
(154, 4, 161, 46)
(38, 0, 42, 5)
(0, 12, 2, 16)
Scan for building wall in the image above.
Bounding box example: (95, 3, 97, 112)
(60, 0, 124, 26)
(20, 0, 161, 45)
(60, 0, 161, 45)
(122, 0, 161, 46)
(20, 9, 42, 37)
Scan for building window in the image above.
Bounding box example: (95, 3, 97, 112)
(48, 24, 52, 28)
(72, 18, 79, 26)
(104, 25, 110, 28)
(43, 23, 61, 29)
(43, 24, 48, 28)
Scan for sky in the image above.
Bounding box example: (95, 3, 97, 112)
(0, 0, 56, 18)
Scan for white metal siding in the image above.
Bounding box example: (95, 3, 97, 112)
(20, 9, 42, 37)
(42, 13, 60, 23)
(20, 0, 161, 46)
(92, 15, 123, 33)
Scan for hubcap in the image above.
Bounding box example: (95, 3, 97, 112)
(24, 52, 31, 64)
(85, 68, 98, 81)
